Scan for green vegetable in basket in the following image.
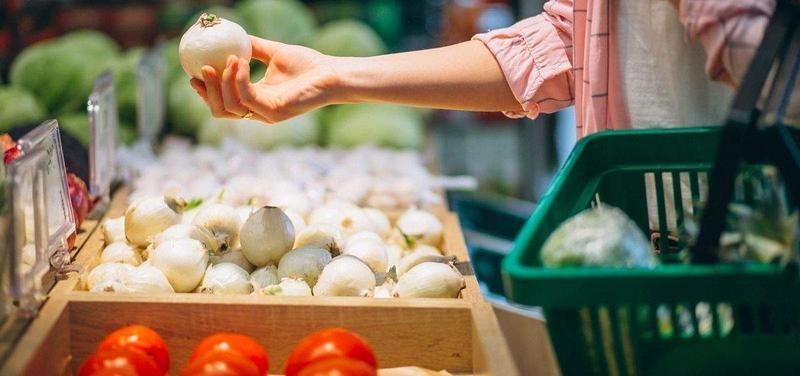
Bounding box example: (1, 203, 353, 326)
(541, 205, 657, 267)
(721, 166, 799, 264)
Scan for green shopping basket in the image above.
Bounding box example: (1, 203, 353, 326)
(501, 2, 800, 374)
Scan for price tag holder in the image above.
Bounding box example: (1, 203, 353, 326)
(6, 120, 77, 317)
(87, 70, 118, 215)
(136, 44, 167, 149)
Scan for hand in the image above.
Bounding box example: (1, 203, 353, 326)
(190, 36, 341, 123)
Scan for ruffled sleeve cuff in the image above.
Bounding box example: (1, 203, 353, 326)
(473, 14, 574, 119)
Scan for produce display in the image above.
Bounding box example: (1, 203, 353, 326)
(85, 140, 470, 298)
(78, 325, 455, 375)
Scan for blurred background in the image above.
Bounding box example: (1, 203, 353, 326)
(1, 0, 576, 202)
(1, 0, 576, 299)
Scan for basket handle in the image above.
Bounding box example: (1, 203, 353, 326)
(691, 0, 800, 263)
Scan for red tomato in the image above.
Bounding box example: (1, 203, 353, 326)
(298, 358, 377, 376)
(284, 328, 377, 376)
(181, 350, 261, 376)
(67, 173, 92, 227)
(96, 325, 170, 373)
(189, 333, 268, 375)
(78, 348, 162, 376)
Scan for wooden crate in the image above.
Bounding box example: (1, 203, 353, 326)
(2, 189, 518, 375)
(1, 296, 513, 375)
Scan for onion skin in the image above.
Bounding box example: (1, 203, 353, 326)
(179, 13, 252, 80)
(240, 206, 295, 267)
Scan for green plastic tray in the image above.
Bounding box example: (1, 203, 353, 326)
(502, 127, 800, 375)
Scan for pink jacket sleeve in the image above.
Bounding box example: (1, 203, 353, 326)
(472, 0, 575, 119)
(679, 0, 775, 87)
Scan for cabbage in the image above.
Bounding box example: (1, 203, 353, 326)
(310, 20, 387, 57)
(168, 74, 211, 135)
(118, 122, 137, 146)
(198, 112, 318, 149)
(232, 112, 318, 150)
(58, 112, 90, 147)
(58, 29, 119, 59)
(540, 206, 657, 267)
(59, 113, 137, 147)
(235, 0, 317, 45)
(112, 48, 145, 126)
(0, 86, 46, 132)
(326, 104, 423, 149)
(10, 31, 119, 115)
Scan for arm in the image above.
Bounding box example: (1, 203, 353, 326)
(192, 39, 520, 123)
(193, 0, 575, 124)
(334, 40, 522, 112)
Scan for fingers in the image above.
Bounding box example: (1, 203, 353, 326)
(250, 36, 284, 64)
(190, 78, 207, 98)
(233, 58, 278, 123)
(201, 66, 237, 119)
(221, 56, 249, 117)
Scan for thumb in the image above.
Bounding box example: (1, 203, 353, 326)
(250, 36, 284, 64)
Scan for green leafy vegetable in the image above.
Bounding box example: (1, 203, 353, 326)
(310, 19, 387, 57)
(541, 205, 656, 267)
(0, 86, 46, 131)
(235, 0, 317, 45)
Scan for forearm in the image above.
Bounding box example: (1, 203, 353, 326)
(331, 40, 523, 113)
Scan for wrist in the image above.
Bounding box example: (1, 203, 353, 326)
(327, 56, 374, 104)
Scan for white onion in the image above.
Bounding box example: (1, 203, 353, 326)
(270, 192, 312, 218)
(309, 202, 375, 234)
(120, 265, 174, 293)
(210, 249, 255, 273)
(87, 263, 134, 292)
(153, 223, 221, 252)
(284, 209, 307, 236)
(277, 246, 332, 287)
(394, 262, 464, 299)
(363, 208, 391, 238)
(179, 13, 252, 80)
(397, 245, 443, 276)
(294, 223, 345, 255)
(313, 255, 376, 297)
(149, 238, 209, 292)
(261, 278, 312, 296)
(100, 242, 142, 266)
(192, 203, 240, 251)
(250, 265, 280, 290)
(199, 263, 253, 295)
(101, 216, 126, 245)
(374, 280, 396, 299)
(343, 237, 388, 273)
(395, 208, 443, 247)
(125, 195, 185, 247)
(240, 206, 295, 267)
(386, 244, 403, 271)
